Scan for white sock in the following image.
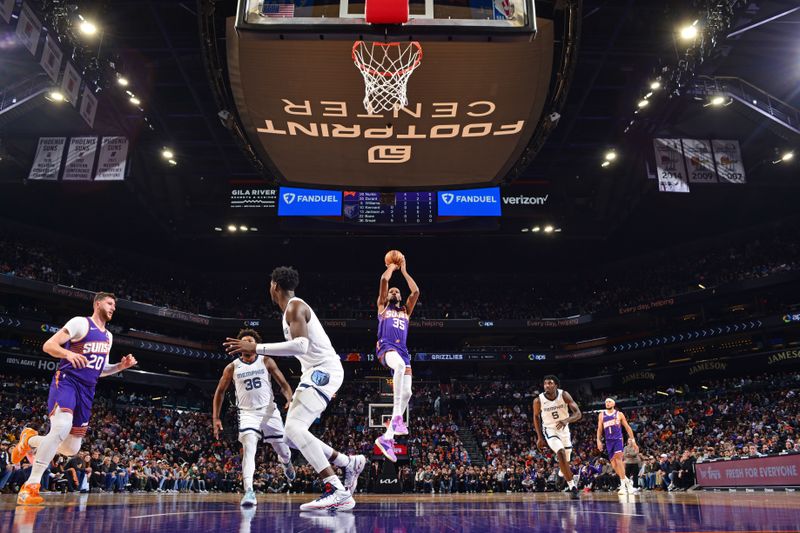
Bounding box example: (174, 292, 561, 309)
(270, 440, 292, 465)
(323, 474, 345, 491)
(400, 373, 412, 415)
(567, 479, 576, 489)
(384, 351, 405, 419)
(331, 453, 350, 468)
(27, 410, 73, 485)
(240, 432, 259, 492)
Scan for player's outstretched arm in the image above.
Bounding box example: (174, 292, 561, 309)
(212, 363, 234, 439)
(224, 303, 310, 358)
(399, 256, 420, 316)
(100, 354, 137, 377)
(264, 356, 293, 407)
(378, 263, 398, 313)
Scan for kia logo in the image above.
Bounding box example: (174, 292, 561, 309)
(379, 478, 398, 484)
(442, 193, 454, 205)
(283, 193, 296, 204)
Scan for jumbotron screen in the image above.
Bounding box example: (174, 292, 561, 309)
(343, 191, 435, 225)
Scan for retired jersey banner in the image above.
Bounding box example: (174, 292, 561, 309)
(63, 137, 98, 181)
(40, 35, 64, 83)
(61, 62, 82, 107)
(653, 138, 690, 193)
(95, 137, 128, 181)
(80, 86, 98, 128)
(28, 137, 66, 180)
(712, 140, 746, 184)
(682, 139, 717, 183)
(16, 2, 41, 56)
(0, 0, 15, 23)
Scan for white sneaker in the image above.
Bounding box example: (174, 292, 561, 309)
(240, 489, 257, 507)
(344, 455, 367, 494)
(617, 484, 628, 495)
(299, 484, 355, 512)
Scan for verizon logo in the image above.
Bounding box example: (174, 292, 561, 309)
(502, 195, 549, 205)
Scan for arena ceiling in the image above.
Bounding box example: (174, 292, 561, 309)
(0, 0, 798, 259)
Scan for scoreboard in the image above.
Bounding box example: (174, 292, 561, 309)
(343, 191, 435, 225)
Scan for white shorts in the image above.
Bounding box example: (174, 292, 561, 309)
(543, 425, 572, 454)
(297, 362, 344, 408)
(238, 403, 286, 441)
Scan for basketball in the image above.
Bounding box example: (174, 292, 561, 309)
(385, 250, 404, 267)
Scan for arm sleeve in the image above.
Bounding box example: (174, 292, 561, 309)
(63, 317, 89, 341)
(255, 337, 310, 357)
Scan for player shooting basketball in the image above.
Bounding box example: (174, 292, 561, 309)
(374, 250, 419, 462)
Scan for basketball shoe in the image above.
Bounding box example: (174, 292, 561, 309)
(16, 483, 44, 506)
(299, 483, 355, 511)
(375, 435, 397, 462)
(11, 428, 38, 465)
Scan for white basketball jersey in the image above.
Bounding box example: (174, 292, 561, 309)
(281, 297, 339, 373)
(539, 389, 570, 429)
(232, 356, 273, 410)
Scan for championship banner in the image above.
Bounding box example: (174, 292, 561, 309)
(80, 86, 98, 128)
(712, 140, 746, 184)
(653, 138, 690, 193)
(696, 455, 800, 488)
(95, 137, 128, 180)
(63, 137, 98, 181)
(682, 139, 717, 183)
(15, 2, 42, 56)
(28, 137, 66, 180)
(40, 35, 64, 83)
(0, 0, 15, 24)
(61, 62, 82, 107)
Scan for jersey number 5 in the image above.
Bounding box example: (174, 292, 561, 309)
(244, 377, 262, 391)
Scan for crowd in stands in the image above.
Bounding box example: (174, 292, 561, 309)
(2, 368, 798, 497)
(2, 222, 798, 320)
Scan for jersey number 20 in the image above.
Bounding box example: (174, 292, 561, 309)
(244, 377, 262, 391)
(86, 355, 106, 371)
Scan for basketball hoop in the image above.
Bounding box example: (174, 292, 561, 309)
(352, 41, 423, 114)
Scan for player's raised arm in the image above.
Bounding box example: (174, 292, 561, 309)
(399, 257, 420, 316)
(264, 356, 294, 407)
(618, 411, 637, 446)
(378, 263, 398, 313)
(212, 363, 235, 439)
(533, 397, 546, 450)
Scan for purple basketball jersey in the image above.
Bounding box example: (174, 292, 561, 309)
(56, 317, 112, 387)
(376, 303, 410, 364)
(603, 410, 624, 456)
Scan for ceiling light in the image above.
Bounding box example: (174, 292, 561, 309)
(117, 77, 129, 87)
(227, 225, 237, 232)
(79, 20, 98, 35)
(47, 90, 65, 102)
(709, 95, 726, 106)
(554, 228, 562, 233)
(250, 227, 258, 232)
(521, 228, 529, 233)
(645, 92, 653, 99)
(544, 225, 554, 233)
(601, 161, 611, 168)
(167, 159, 177, 166)
(532, 226, 541, 233)
(781, 151, 794, 162)
(637, 99, 649, 108)
(650, 81, 661, 90)
(679, 22, 699, 40)
(698, 283, 706, 289)
(214, 227, 222, 232)
(161, 149, 174, 159)
(239, 225, 249, 231)
(129, 96, 141, 105)
(604, 150, 617, 161)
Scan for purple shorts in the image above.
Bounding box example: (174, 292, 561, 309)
(606, 438, 624, 458)
(47, 372, 95, 435)
(377, 344, 411, 368)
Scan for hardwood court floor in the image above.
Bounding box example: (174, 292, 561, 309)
(2, 491, 799, 532)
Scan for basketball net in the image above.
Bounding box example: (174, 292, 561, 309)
(352, 41, 423, 114)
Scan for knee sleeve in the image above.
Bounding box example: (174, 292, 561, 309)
(57, 435, 82, 457)
(285, 411, 329, 473)
(288, 386, 327, 424)
(238, 431, 260, 447)
(50, 409, 74, 441)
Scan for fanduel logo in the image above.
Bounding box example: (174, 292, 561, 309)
(442, 193, 454, 205)
(437, 187, 501, 217)
(502, 194, 549, 206)
(278, 187, 342, 217)
(283, 193, 296, 204)
(450, 194, 498, 204)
